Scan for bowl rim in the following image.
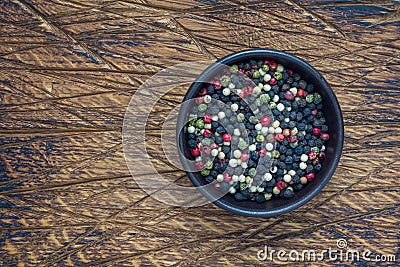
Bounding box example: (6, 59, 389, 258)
(177, 48, 344, 217)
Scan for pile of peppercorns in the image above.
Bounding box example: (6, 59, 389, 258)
(185, 59, 329, 203)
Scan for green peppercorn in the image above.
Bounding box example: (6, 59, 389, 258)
(255, 98, 261, 107)
(248, 168, 257, 177)
(259, 94, 270, 103)
(262, 64, 269, 72)
(256, 134, 264, 143)
(220, 75, 231, 87)
(202, 138, 211, 146)
(201, 169, 210, 176)
(230, 64, 238, 73)
(238, 140, 248, 150)
(195, 119, 205, 129)
(269, 102, 277, 109)
(313, 93, 322, 104)
(306, 94, 314, 103)
(272, 150, 280, 158)
(274, 71, 283, 80)
(189, 118, 196, 126)
(289, 140, 299, 148)
(253, 70, 261, 78)
(240, 182, 248, 191)
(249, 116, 259, 124)
(311, 146, 320, 154)
(198, 103, 207, 112)
(205, 160, 213, 170)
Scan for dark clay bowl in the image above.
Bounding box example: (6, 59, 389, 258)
(177, 49, 344, 217)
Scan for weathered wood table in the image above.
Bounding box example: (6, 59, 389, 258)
(1, 0, 399, 266)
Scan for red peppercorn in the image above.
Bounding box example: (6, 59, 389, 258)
(286, 69, 293, 76)
(269, 77, 277, 85)
(252, 64, 258, 69)
(203, 114, 212, 124)
(275, 134, 285, 142)
(306, 172, 315, 181)
(277, 181, 285, 190)
(195, 161, 204, 170)
(261, 116, 271, 126)
(195, 96, 203, 105)
(296, 88, 306, 97)
(238, 92, 245, 99)
(269, 61, 278, 71)
(312, 157, 319, 164)
(241, 153, 249, 162)
(318, 151, 326, 159)
(223, 173, 231, 182)
(289, 136, 297, 143)
(191, 147, 200, 157)
(284, 91, 294, 101)
(238, 69, 245, 74)
(222, 133, 231, 142)
(258, 148, 267, 157)
(203, 129, 212, 138)
(312, 128, 321, 135)
(308, 151, 316, 160)
(244, 85, 253, 95)
(283, 129, 291, 137)
(213, 80, 221, 90)
(320, 133, 330, 141)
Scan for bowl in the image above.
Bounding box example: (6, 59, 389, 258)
(177, 49, 344, 217)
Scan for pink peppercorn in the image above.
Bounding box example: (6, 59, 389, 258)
(213, 80, 221, 90)
(222, 133, 231, 142)
(258, 148, 267, 157)
(276, 134, 285, 142)
(277, 181, 285, 190)
(244, 86, 253, 95)
(223, 173, 231, 182)
(283, 129, 291, 137)
(308, 151, 316, 160)
(269, 77, 277, 85)
(320, 133, 330, 141)
(203, 129, 212, 138)
(306, 172, 315, 181)
(203, 114, 212, 124)
(241, 153, 249, 162)
(261, 116, 271, 126)
(296, 88, 306, 97)
(191, 147, 200, 157)
(312, 128, 321, 135)
(284, 91, 294, 101)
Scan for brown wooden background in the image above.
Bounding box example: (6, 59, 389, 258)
(0, 0, 399, 266)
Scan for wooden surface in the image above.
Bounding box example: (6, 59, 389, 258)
(1, 0, 399, 266)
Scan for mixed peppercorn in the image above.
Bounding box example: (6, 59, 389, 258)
(185, 59, 329, 202)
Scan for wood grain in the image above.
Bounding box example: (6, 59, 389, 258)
(0, 0, 399, 266)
